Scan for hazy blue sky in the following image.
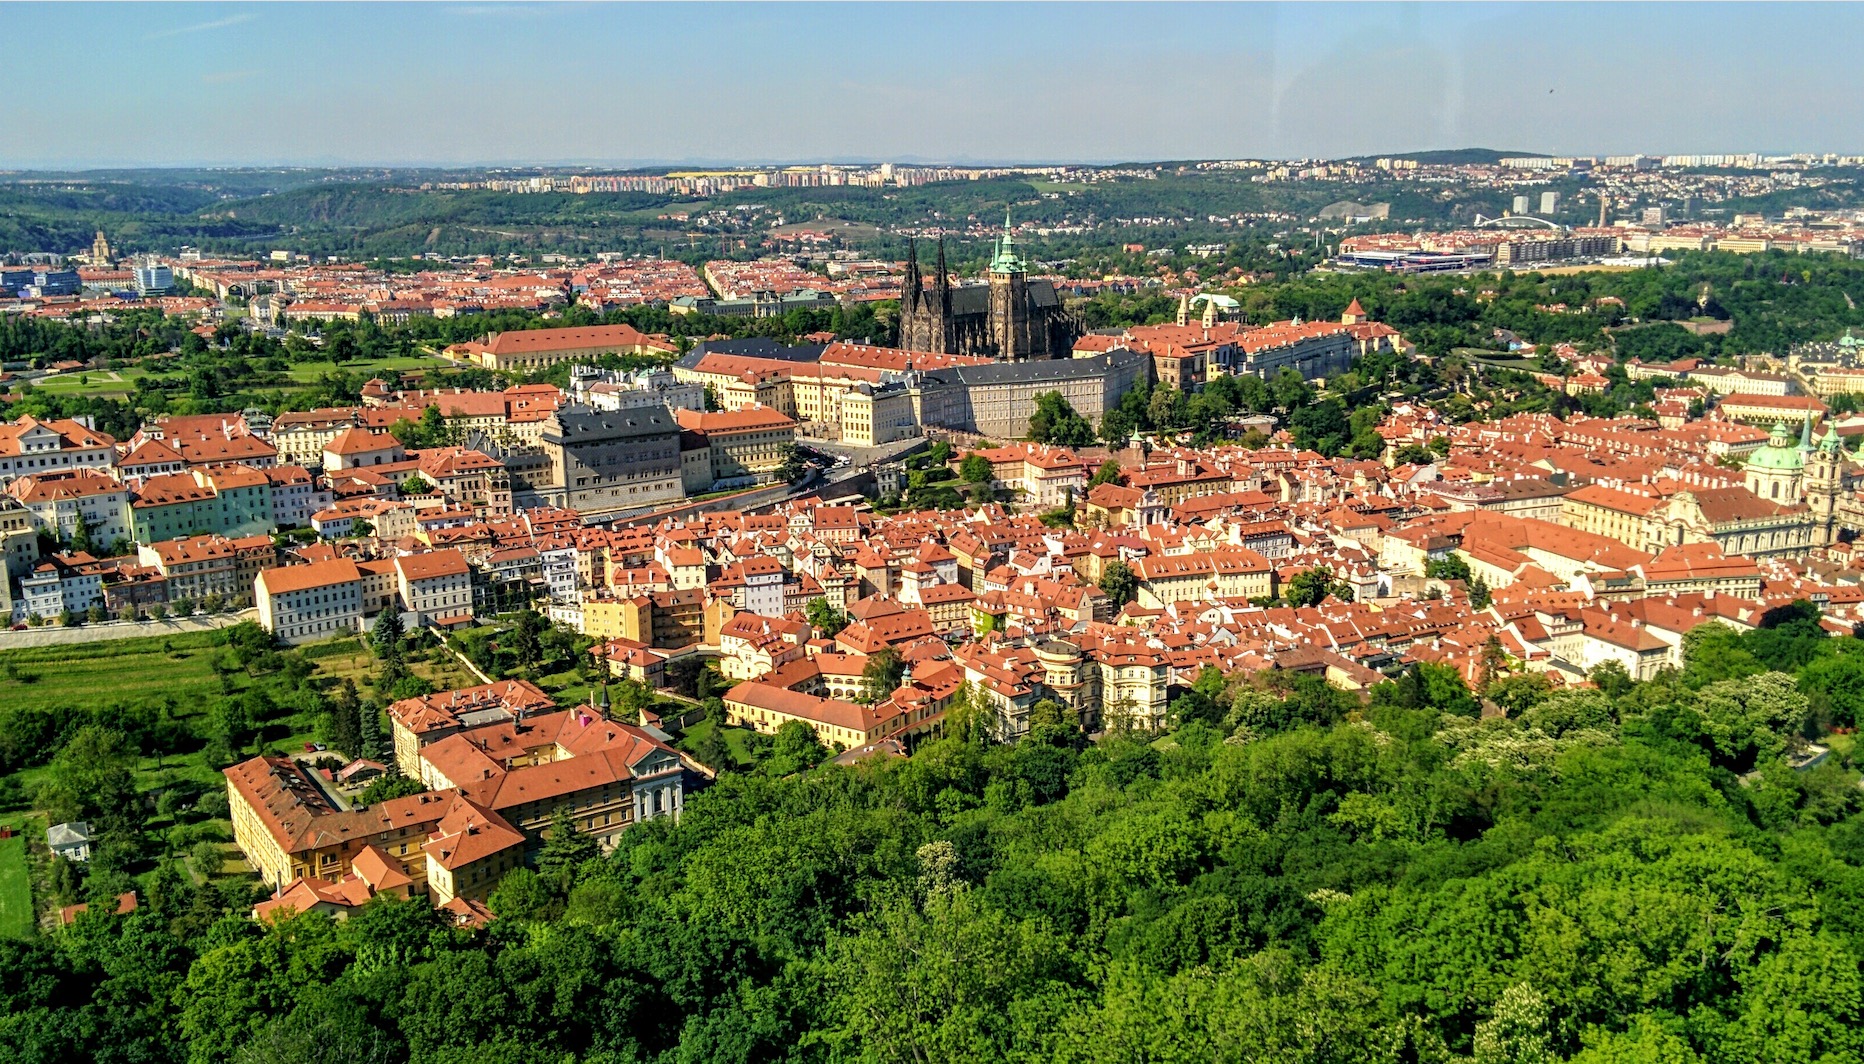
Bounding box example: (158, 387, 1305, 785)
(5, 2, 1862, 168)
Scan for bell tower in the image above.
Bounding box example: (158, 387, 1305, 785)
(987, 211, 1033, 361)
(1807, 424, 1845, 545)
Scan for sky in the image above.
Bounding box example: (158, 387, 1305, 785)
(5, 2, 1863, 169)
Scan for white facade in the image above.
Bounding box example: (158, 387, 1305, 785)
(255, 563, 365, 644)
(395, 552, 474, 623)
(0, 420, 115, 485)
(19, 567, 102, 620)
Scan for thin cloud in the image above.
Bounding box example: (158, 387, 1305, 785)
(201, 70, 258, 85)
(147, 13, 254, 40)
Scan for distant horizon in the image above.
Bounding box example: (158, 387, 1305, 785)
(5, 3, 1863, 170)
(0, 147, 1845, 176)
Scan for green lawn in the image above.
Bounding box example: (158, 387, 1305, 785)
(12, 353, 452, 401)
(24, 366, 158, 398)
(0, 629, 236, 713)
(284, 354, 450, 383)
(0, 816, 37, 938)
(677, 717, 757, 768)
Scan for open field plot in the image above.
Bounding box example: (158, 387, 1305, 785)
(283, 354, 451, 383)
(0, 628, 234, 713)
(0, 819, 34, 939)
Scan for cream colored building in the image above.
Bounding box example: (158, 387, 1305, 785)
(1131, 549, 1274, 607)
(675, 407, 798, 488)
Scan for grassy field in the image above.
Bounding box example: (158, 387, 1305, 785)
(16, 353, 452, 401)
(678, 717, 758, 768)
(24, 366, 158, 398)
(283, 354, 450, 383)
(0, 628, 237, 713)
(0, 818, 33, 938)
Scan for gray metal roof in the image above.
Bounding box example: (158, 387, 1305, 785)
(544, 404, 678, 442)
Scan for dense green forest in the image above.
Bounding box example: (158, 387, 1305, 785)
(4, 605, 1862, 1064)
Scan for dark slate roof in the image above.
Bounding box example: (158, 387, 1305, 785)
(942, 280, 1063, 317)
(543, 404, 678, 442)
(680, 338, 825, 369)
(933, 347, 1143, 388)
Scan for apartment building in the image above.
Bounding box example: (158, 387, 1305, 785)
(675, 406, 798, 489)
(226, 755, 465, 891)
(0, 416, 117, 485)
(724, 681, 896, 749)
(138, 534, 275, 602)
(394, 549, 474, 627)
(265, 465, 331, 528)
(255, 557, 364, 643)
(271, 409, 369, 465)
(538, 405, 684, 517)
(7, 470, 134, 545)
(130, 468, 275, 543)
(1131, 549, 1275, 607)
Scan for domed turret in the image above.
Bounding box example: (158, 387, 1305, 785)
(1745, 420, 1808, 502)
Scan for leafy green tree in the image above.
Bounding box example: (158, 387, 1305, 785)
(861, 647, 905, 703)
(357, 702, 384, 761)
(1426, 553, 1472, 582)
(34, 725, 138, 829)
(69, 511, 94, 555)
(1688, 672, 1810, 770)
(1470, 574, 1493, 609)
(1374, 661, 1479, 717)
(506, 610, 545, 670)
(1098, 558, 1138, 610)
(485, 867, 555, 922)
(763, 719, 831, 775)
(1474, 983, 1557, 1064)
(372, 609, 404, 662)
(805, 597, 849, 637)
(1283, 566, 1351, 608)
(1027, 391, 1096, 446)
(1797, 651, 1864, 728)
(536, 810, 600, 893)
(958, 453, 993, 484)
(327, 679, 363, 759)
(777, 443, 809, 484)
(354, 771, 423, 807)
(190, 840, 225, 880)
(1088, 459, 1125, 487)
(825, 886, 1074, 1063)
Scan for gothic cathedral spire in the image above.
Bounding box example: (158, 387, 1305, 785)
(902, 238, 921, 315)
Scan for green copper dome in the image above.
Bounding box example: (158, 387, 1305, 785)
(1745, 421, 1808, 471)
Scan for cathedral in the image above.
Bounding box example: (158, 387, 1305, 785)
(899, 214, 1079, 362)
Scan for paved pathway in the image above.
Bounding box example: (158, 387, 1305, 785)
(0, 610, 258, 650)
